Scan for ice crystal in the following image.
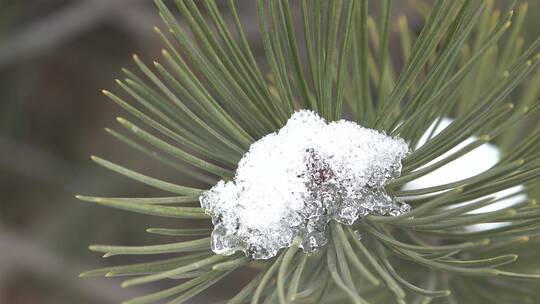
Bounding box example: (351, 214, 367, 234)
(200, 110, 410, 259)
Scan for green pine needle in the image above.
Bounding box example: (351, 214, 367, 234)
(78, 0, 540, 303)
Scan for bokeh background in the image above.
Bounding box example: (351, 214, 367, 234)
(0, 1, 537, 303)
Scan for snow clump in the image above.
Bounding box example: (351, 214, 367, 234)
(200, 110, 410, 259)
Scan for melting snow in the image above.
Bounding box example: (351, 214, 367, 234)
(200, 110, 409, 259)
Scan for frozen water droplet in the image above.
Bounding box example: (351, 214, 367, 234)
(353, 229, 363, 240)
(200, 110, 410, 259)
(211, 223, 239, 256)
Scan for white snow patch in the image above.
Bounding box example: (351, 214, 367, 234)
(404, 117, 526, 231)
(200, 110, 410, 259)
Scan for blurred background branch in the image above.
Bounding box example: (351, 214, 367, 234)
(0, 0, 157, 68)
(0, 224, 149, 303)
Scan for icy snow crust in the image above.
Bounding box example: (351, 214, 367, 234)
(200, 110, 410, 259)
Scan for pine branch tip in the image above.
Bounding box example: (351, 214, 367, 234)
(480, 135, 491, 141)
(121, 279, 139, 288)
(79, 269, 93, 278)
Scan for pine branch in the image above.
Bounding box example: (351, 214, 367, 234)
(79, 0, 540, 303)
